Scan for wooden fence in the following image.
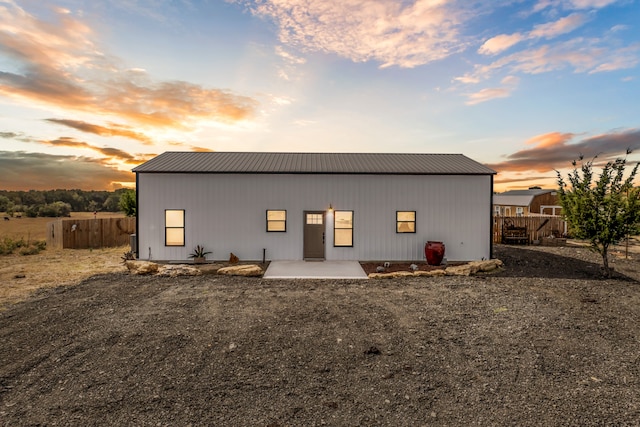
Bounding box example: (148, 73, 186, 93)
(46, 217, 136, 249)
(493, 216, 567, 244)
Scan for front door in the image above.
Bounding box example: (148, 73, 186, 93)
(303, 211, 325, 259)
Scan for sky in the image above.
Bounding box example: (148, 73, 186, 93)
(0, 0, 639, 192)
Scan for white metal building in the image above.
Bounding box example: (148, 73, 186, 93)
(133, 152, 496, 262)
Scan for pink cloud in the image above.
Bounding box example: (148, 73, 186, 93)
(0, 3, 258, 132)
(487, 129, 640, 173)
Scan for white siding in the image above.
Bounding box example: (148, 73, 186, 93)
(137, 173, 492, 262)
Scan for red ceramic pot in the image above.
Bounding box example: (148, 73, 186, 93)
(425, 241, 445, 265)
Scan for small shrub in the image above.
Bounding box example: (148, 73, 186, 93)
(19, 245, 41, 256)
(0, 237, 45, 255)
(0, 237, 25, 255)
(121, 251, 135, 263)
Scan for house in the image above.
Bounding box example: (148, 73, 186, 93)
(132, 152, 496, 262)
(493, 188, 562, 217)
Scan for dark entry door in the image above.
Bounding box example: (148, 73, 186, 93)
(303, 211, 325, 259)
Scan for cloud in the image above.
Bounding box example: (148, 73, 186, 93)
(0, 131, 21, 139)
(0, 2, 258, 131)
(529, 13, 589, 39)
(464, 75, 519, 105)
(238, 0, 468, 68)
(534, 0, 620, 12)
(46, 119, 153, 144)
(465, 87, 512, 105)
(37, 136, 151, 165)
(479, 33, 527, 56)
(478, 13, 589, 56)
(461, 37, 639, 83)
(487, 129, 640, 173)
(0, 151, 135, 191)
(568, 0, 619, 9)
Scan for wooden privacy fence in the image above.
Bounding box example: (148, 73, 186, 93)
(47, 217, 136, 249)
(493, 216, 567, 244)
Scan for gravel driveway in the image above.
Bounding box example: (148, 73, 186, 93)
(1, 245, 639, 426)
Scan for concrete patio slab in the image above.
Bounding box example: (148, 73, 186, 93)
(263, 260, 368, 279)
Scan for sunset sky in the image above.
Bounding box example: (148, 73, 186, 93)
(1, 0, 639, 191)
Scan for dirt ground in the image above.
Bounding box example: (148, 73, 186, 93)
(1, 245, 640, 426)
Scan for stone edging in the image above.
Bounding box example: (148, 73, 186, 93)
(367, 259, 504, 279)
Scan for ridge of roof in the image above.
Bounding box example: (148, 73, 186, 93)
(133, 151, 497, 175)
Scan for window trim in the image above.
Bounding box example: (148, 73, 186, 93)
(396, 210, 416, 234)
(333, 210, 354, 247)
(266, 209, 287, 232)
(165, 209, 185, 246)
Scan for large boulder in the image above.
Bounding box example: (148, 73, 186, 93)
(445, 259, 503, 276)
(470, 259, 504, 272)
(217, 264, 263, 277)
(157, 265, 202, 277)
(125, 260, 159, 275)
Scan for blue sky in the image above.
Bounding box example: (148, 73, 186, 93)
(0, 0, 639, 191)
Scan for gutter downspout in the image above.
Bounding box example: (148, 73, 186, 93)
(135, 171, 140, 259)
(490, 174, 494, 259)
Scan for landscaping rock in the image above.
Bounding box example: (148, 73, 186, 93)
(445, 259, 503, 276)
(217, 264, 263, 277)
(125, 260, 159, 275)
(413, 269, 446, 277)
(157, 265, 202, 277)
(368, 271, 414, 279)
(471, 259, 504, 272)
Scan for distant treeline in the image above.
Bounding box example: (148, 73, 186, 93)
(0, 189, 135, 218)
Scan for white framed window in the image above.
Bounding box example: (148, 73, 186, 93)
(516, 207, 524, 217)
(334, 210, 353, 247)
(267, 210, 287, 232)
(396, 211, 416, 233)
(165, 209, 185, 246)
(306, 213, 323, 224)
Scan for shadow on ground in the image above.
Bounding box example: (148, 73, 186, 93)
(493, 245, 635, 281)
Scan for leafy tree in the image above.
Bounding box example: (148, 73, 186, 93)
(0, 195, 11, 212)
(556, 151, 640, 277)
(102, 194, 121, 212)
(119, 189, 136, 217)
(39, 202, 72, 217)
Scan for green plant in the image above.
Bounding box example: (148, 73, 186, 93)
(121, 251, 136, 263)
(119, 189, 137, 217)
(188, 245, 212, 259)
(556, 150, 640, 277)
(0, 236, 28, 255)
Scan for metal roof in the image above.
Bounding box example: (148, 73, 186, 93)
(499, 189, 555, 196)
(492, 195, 535, 207)
(133, 152, 496, 175)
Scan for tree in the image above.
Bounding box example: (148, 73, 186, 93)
(556, 151, 640, 277)
(102, 194, 121, 212)
(0, 195, 11, 213)
(119, 189, 136, 217)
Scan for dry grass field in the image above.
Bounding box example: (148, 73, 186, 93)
(0, 212, 129, 309)
(0, 211, 125, 241)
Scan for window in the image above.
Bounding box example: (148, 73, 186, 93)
(267, 210, 287, 232)
(165, 209, 185, 246)
(396, 211, 416, 233)
(334, 210, 353, 247)
(306, 213, 323, 224)
(516, 207, 524, 217)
